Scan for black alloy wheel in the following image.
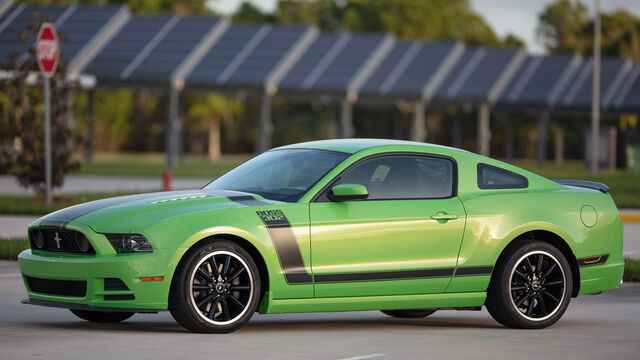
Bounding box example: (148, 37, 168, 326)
(486, 240, 572, 329)
(170, 240, 261, 333)
(509, 251, 565, 321)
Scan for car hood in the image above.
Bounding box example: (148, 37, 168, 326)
(34, 189, 276, 233)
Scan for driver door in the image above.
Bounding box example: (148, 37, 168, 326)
(309, 154, 466, 298)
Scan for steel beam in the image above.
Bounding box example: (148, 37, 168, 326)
(477, 102, 491, 156)
(257, 94, 273, 153)
(537, 111, 549, 168)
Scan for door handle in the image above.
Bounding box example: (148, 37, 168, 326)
(430, 213, 458, 221)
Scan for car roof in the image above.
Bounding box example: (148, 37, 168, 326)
(274, 138, 468, 155)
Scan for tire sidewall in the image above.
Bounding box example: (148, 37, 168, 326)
(172, 240, 261, 333)
(498, 241, 573, 329)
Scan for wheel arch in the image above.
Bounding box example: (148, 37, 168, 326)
(493, 229, 581, 297)
(167, 230, 271, 305)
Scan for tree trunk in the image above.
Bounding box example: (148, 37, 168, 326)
(208, 117, 221, 161)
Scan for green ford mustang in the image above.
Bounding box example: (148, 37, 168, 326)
(18, 139, 623, 333)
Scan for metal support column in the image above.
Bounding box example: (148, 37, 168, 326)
(340, 98, 354, 138)
(477, 102, 491, 156)
(85, 89, 94, 163)
(257, 94, 273, 153)
(506, 114, 515, 161)
(166, 87, 181, 169)
(554, 123, 565, 165)
(590, 0, 601, 175)
(451, 112, 462, 148)
(537, 111, 549, 168)
(411, 101, 427, 142)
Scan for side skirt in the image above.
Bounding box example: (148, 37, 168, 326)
(260, 291, 487, 314)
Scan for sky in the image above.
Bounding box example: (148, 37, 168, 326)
(206, 0, 640, 54)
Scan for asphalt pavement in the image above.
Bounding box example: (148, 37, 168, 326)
(0, 260, 638, 359)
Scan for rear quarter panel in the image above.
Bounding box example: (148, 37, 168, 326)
(448, 152, 622, 293)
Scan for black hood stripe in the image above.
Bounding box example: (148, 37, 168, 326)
(37, 190, 272, 227)
(39, 191, 197, 226)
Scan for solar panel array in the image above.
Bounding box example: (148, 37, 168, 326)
(1, 2, 639, 111)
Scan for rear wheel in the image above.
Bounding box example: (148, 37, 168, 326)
(486, 240, 572, 329)
(381, 309, 436, 318)
(69, 309, 134, 323)
(169, 240, 261, 333)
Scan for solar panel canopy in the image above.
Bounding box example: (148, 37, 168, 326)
(612, 65, 640, 111)
(187, 24, 310, 88)
(84, 15, 173, 80)
(434, 47, 520, 103)
(499, 54, 579, 107)
(560, 57, 629, 110)
(129, 16, 222, 82)
(278, 32, 388, 93)
(0, 5, 68, 64)
(360, 40, 458, 98)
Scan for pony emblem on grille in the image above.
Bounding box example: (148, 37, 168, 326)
(53, 232, 61, 249)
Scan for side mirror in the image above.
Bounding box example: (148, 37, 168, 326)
(328, 183, 368, 201)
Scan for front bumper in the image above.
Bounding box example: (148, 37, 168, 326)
(18, 248, 175, 311)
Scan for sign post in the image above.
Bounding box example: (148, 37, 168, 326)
(36, 23, 59, 206)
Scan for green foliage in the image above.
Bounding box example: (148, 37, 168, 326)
(538, 0, 640, 61)
(0, 238, 29, 260)
(16, 0, 212, 15)
(0, 192, 138, 215)
(233, 0, 523, 47)
(624, 258, 640, 282)
(0, 18, 80, 194)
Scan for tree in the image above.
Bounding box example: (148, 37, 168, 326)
(538, 0, 640, 62)
(0, 19, 80, 195)
(185, 94, 242, 160)
(233, 0, 523, 48)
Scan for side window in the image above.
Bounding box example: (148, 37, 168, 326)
(334, 155, 454, 200)
(477, 163, 528, 189)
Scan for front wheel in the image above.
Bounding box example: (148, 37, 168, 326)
(486, 240, 573, 329)
(70, 309, 134, 323)
(169, 240, 261, 333)
(381, 309, 436, 318)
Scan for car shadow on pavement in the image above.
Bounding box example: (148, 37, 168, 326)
(25, 314, 503, 334)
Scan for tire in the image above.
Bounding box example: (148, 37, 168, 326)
(381, 309, 436, 318)
(486, 240, 573, 329)
(169, 240, 261, 333)
(69, 309, 134, 323)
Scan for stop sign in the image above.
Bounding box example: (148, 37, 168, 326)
(36, 22, 59, 78)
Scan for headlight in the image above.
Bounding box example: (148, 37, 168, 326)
(105, 233, 153, 253)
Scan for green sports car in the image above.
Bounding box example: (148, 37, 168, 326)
(19, 139, 623, 333)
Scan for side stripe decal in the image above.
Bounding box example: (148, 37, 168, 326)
(315, 268, 454, 283)
(256, 210, 313, 284)
(455, 266, 494, 276)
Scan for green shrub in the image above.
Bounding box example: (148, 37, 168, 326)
(624, 258, 640, 282)
(0, 238, 28, 260)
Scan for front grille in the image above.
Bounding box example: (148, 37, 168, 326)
(30, 229, 96, 254)
(26, 276, 87, 297)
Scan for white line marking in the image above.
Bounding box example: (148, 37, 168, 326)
(338, 354, 386, 360)
(0, 273, 21, 278)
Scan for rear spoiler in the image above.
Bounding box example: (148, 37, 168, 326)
(553, 180, 610, 193)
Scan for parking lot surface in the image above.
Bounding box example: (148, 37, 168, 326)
(0, 261, 638, 360)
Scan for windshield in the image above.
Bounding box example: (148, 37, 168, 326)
(204, 149, 349, 202)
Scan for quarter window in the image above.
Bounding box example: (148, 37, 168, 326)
(477, 163, 528, 189)
(330, 155, 454, 200)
